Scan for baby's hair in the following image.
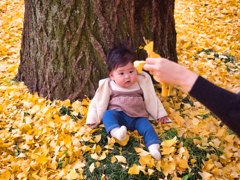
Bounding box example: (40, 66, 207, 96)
(106, 43, 136, 73)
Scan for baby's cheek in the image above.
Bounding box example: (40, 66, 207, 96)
(132, 72, 138, 83)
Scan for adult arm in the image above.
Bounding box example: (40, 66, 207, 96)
(144, 58, 240, 137)
(189, 76, 240, 137)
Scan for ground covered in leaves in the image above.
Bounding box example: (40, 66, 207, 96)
(0, 0, 240, 179)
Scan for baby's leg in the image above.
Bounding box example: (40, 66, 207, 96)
(102, 110, 127, 141)
(134, 117, 161, 160)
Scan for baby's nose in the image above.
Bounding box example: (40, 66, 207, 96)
(125, 73, 130, 78)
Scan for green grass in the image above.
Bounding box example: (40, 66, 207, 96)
(1, 78, 18, 86)
(59, 105, 83, 122)
(82, 127, 165, 180)
(178, 135, 223, 180)
(226, 128, 236, 135)
(192, 49, 238, 73)
(77, 127, 223, 179)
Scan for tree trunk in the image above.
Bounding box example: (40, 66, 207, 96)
(16, 0, 177, 101)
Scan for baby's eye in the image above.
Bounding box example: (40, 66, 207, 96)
(130, 71, 133, 73)
(120, 73, 124, 75)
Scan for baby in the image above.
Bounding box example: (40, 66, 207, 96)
(86, 43, 170, 160)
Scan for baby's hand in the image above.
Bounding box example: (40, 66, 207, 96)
(87, 123, 97, 128)
(157, 116, 169, 124)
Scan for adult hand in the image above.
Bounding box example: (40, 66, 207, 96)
(143, 58, 198, 92)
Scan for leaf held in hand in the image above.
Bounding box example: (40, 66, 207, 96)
(134, 61, 146, 73)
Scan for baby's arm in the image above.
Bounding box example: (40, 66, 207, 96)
(87, 123, 98, 128)
(86, 78, 111, 128)
(157, 116, 172, 124)
(86, 93, 99, 128)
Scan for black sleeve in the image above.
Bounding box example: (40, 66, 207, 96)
(189, 76, 240, 137)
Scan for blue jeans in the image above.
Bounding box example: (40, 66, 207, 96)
(102, 110, 161, 147)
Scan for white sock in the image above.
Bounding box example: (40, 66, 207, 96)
(110, 126, 127, 141)
(148, 143, 161, 160)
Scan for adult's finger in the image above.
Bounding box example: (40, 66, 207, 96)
(145, 58, 158, 64)
(146, 57, 167, 63)
(143, 63, 156, 71)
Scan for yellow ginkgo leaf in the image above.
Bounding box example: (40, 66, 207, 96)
(71, 100, 81, 110)
(191, 159, 196, 164)
(155, 161, 161, 172)
(82, 98, 89, 106)
(63, 135, 72, 148)
(198, 172, 212, 179)
(115, 134, 129, 146)
(99, 151, 107, 160)
(134, 60, 146, 73)
(63, 99, 71, 107)
(161, 147, 174, 155)
(139, 154, 152, 165)
(224, 135, 235, 143)
(89, 163, 95, 173)
(91, 153, 99, 160)
(192, 118, 200, 125)
(161, 138, 177, 147)
(107, 137, 115, 144)
(94, 135, 101, 143)
(61, 115, 71, 121)
(144, 41, 154, 52)
(143, 40, 168, 97)
(198, 109, 208, 114)
(0, 171, 11, 180)
(96, 145, 102, 154)
(160, 82, 168, 97)
(148, 169, 154, 176)
(17, 153, 27, 158)
(138, 150, 151, 157)
(96, 162, 101, 168)
(144, 41, 160, 58)
(111, 156, 116, 163)
(36, 153, 48, 164)
(211, 168, 221, 176)
(179, 158, 189, 169)
(101, 175, 106, 180)
(69, 169, 78, 179)
(115, 155, 127, 164)
(128, 164, 140, 175)
(73, 161, 85, 169)
(134, 147, 143, 153)
(211, 154, 218, 161)
(150, 52, 161, 58)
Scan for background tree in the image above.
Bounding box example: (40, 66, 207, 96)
(16, 0, 177, 101)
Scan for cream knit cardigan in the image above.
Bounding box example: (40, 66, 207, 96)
(86, 71, 167, 126)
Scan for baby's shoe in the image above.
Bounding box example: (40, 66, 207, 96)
(148, 143, 161, 160)
(110, 126, 127, 141)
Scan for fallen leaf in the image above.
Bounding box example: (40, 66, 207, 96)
(115, 155, 127, 164)
(128, 164, 140, 175)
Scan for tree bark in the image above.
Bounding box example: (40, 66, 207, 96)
(16, 0, 177, 101)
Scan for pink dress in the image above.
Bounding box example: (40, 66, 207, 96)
(107, 81, 149, 118)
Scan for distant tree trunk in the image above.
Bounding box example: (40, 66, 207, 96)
(16, 0, 177, 101)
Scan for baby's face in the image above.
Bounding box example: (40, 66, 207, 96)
(109, 62, 137, 88)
